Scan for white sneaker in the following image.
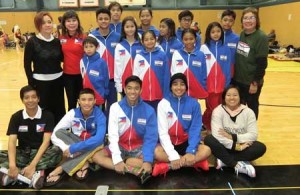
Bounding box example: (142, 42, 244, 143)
(216, 159, 226, 170)
(0, 171, 16, 186)
(31, 170, 45, 189)
(235, 161, 256, 178)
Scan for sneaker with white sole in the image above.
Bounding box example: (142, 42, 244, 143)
(235, 161, 256, 178)
(0, 171, 17, 186)
(30, 170, 45, 189)
(216, 159, 227, 170)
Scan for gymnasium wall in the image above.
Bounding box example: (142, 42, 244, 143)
(0, 1, 299, 46)
(259, 1, 300, 47)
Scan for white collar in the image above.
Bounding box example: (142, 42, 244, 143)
(23, 106, 42, 120)
(37, 33, 54, 42)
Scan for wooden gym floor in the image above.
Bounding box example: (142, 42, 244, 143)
(0, 48, 300, 194)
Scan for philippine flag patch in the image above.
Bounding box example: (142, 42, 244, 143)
(119, 49, 125, 56)
(205, 54, 211, 60)
(139, 60, 145, 66)
(36, 124, 45, 132)
(177, 60, 183, 66)
(119, 117, 126, 123)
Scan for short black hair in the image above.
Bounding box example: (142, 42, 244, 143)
(96, 8, 111, 18)
(178, 10, 194, 21)
(221, 10, 236, 20)
(221, 85, 242, 105)
(20, 85, 39, 100)
(83, 36, 99, 47)
(125, 75, 142, 88)
(79, 88, 95, 98)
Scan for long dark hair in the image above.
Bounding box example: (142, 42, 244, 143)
(157, 18, 176, 44)
(61, 10, 84, 36)
(204, 22, 224, 46)
(120, 16, 140, 42)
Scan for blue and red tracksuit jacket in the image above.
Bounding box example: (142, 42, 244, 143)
(138, 26, 160, 38)
(224, 29, 239, 77)
(114, 39, 143, 93)
(133, 47, 170, 101)
(200, 40, 231, 94)
(110, 22, 122, 34)
(171, 48, 208, 99)
(158, 36, 183, 66)
(157, 93, 202, 156)
(108, 97, 158, 164)
(80, 52, 109, 105)
(176, 28, 202, 50)
(89, 28, 120, 79)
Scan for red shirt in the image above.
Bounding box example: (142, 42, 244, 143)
(60, 34, 86, 74)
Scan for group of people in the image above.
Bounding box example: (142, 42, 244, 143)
(0, 2, 267, 190)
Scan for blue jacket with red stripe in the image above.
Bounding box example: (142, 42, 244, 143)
(108, 97, 158, 164)
(51, 106, 106, 155)
(114, 39, 143, 93)
(171, 48, 208, 99)
(157, 93, 202, 160)
(176, 28, 201, 50)
(89, 29, 120, 79)
(80, 52, 109, 105)
(200, 40, 231, 93)
(158, 37, 183, 66)
(133, 47, 170, 101)
(224, 29, 239, 76)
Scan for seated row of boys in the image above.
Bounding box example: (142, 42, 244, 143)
(0, 73, 266, 189)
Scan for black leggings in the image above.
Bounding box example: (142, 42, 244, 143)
(204, 134, 266, 167)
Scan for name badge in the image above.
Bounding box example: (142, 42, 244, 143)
(89, 70, 99, 77)
(137, 118, 146, 125)
(18, 125, 28, 132)
(182, 114, 192, 121)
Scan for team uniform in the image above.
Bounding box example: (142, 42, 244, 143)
(157, 93, 202, 160)
(89, 29, 120, 115)
(138, 26, 160, 38)
(108, 97, 158, 165)
(51, 106, 106, 176)
(114, 39, 143, 93)
(171, 48, 208, 99)
(200, 40, 231, 130)
(24, 35, 65, 124)
(223, 29, 239, 77)
(80, 52, 109, 106)
(158, 37, 183, 66)
(0, 107, 61, 171)
(176, 28, 201, 50)
(133, 47, 170, 110)
(109, 22, 122, 34)
(60, 34, 86, 110)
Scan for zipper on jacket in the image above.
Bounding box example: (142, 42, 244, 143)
(175, 97, 181, 145)
(129, 106, 134, 151)
(214, 41, 218, 92)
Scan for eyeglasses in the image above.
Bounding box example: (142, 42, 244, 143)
(243, 16, 256, 21)
(181, 17, 192, 22)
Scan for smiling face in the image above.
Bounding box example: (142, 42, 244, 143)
(124, 20, 136, 38)
(22, 90, 39, 110)
(64, 17, 78, 35)
(142, 32, 156, 51)
(210, 26, 222, 42)
(225, 88, 240, 110)
(171, 79, 187, 98)
(78, 93, 96, 115)
(96, 13, 110, 30)
(124, 81, 142, 106)
(139, 10, 152, 26)
(242, 12, 257, 33)
(182, 31, 196, 52)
